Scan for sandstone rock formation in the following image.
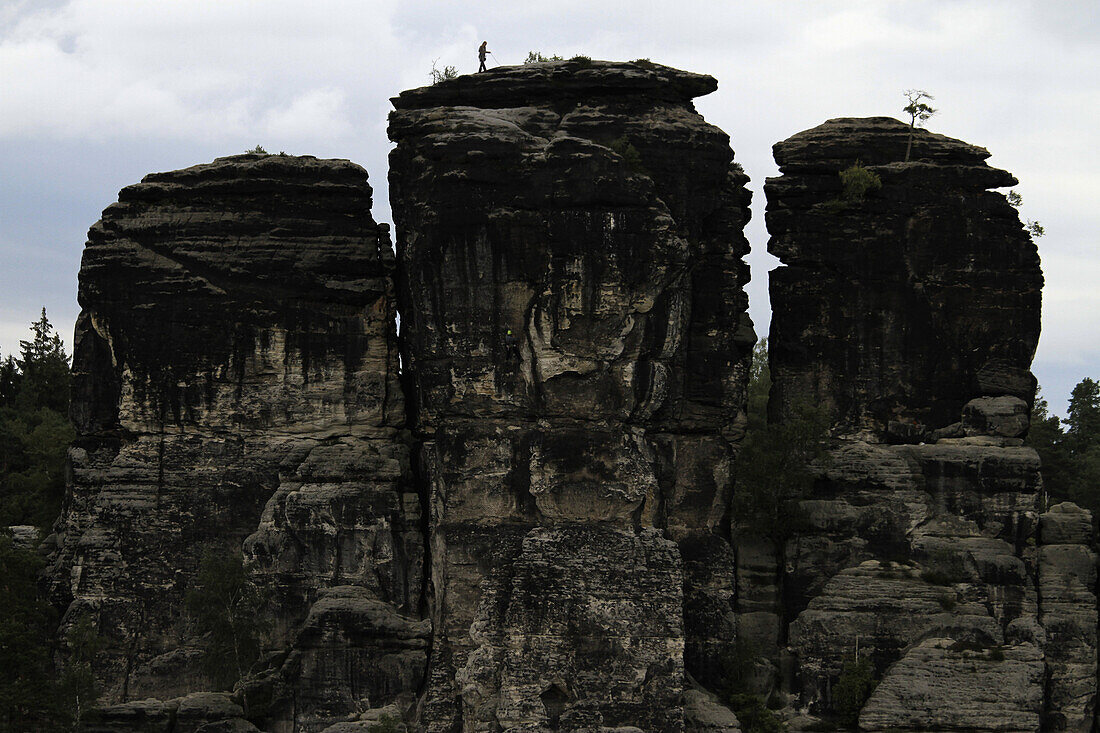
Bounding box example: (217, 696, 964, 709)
(47, 154, 424, 730)
(388, 59, 754, 730)
(765, 118, 1095, 731)
(39, 69, 1098, 733)
(767, 117, 1042, 437)
(1039, 503, 1098, 729)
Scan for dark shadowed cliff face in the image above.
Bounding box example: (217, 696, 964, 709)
(389, 60, 754, 730)
(766, 117, 1042, 439)
(766, 120, 1095, 732)
(51, 154, 426, 730)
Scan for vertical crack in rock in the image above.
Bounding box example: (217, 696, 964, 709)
(388, 59, 754, 730)
(47, 154, 427, 731)
(765, 118, 1091, 732)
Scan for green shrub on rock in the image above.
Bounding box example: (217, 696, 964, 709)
(429, 60, 458, 84)
(731, 401, 829, 546)
(185, 549, 269, 690)
(524, 51, 562, 63)
(832, 656, 876, 726)
(839, 161, 882, 202)
(609, 136, 645, 174)
(369, 714, 402, 732)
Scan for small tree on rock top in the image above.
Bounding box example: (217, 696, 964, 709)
(903, 89, 936, 162)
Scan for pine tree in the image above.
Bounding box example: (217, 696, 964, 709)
(1027, 390, 1071, 501)
(0, 309, 74, 528)
(16, 308, 71, 414)
(0, 353, 19, 407)
(1063, 378, 1100, 514)
(1065, 378, 1100, 453)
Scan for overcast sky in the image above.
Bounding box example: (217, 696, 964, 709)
(2, 0, 1097, 415)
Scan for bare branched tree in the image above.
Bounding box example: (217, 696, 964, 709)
(903, 89, 936, 162)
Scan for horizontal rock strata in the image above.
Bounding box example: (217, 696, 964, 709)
(859, 637, 1044, 732)
(41, 73, 1095, 733)
(1038, 503, 1098, 730)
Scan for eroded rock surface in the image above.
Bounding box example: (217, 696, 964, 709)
(764, 118, 1082, 730)
(389, 59, 754, 729)
(1039, 503, 1098, 730)
(859, 637, 1044, 732)
(47, 154, 423, 730)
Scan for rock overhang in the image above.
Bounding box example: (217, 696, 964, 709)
(390, 59, 718, 111)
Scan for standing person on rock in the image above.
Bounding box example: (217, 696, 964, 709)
(478, 41, 490, 72)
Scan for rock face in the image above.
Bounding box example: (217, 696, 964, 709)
(388, 59, 754, 729)
(859, 637, 1045, 732)
(766, 118, 1096, 731)
(48, 154, 424, 730)
(767, 117, 1042, 437)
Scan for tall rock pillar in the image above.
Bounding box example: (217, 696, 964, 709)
(765, 118, 1077, 732)
(49, 155, 424, 730)
(389, 60, 754, 730)
(767, 117, 1042, 436)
